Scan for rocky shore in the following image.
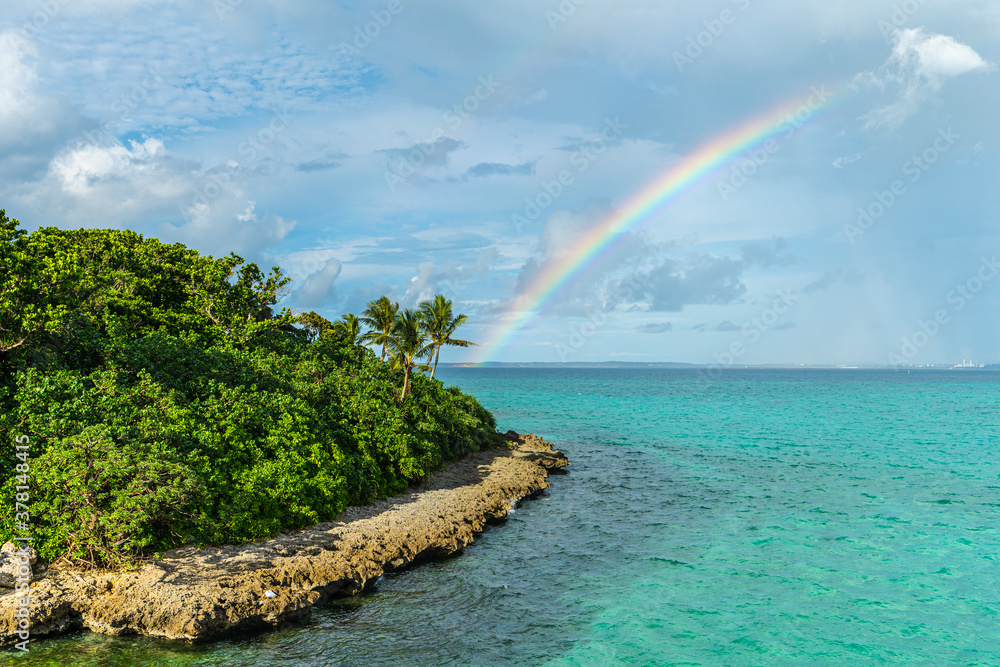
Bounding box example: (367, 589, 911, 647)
(0, 432, 568, 647)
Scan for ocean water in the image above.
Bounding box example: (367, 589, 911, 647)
(8, 368, 1000, 666)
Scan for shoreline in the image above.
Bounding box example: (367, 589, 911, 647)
(0, 432, 568, 647)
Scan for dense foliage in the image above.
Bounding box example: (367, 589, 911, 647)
(0, 211, 498, 568)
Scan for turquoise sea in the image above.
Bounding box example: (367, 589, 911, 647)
(9, 368, 1000, 666)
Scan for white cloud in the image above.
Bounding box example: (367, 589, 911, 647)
(402, 261, 438, 307)
(0, 33, 40, 130)
(832, 153, 862, 169)
(509, 202, 753, 317)
(295, 257, 343, 308)
(4, 12, 365, 139)
(236, 200, 257, 222)
(275, 246, 343, 282)
(16, 136, 199, 227)
(856, 28, 991, 129)
(400, 248, 498, 308)
(524, 88, 549, 105)
(158, 196, 297, 258)
(0, 31, 80, 168)
(13, 135, 296, 257)
(907, 31, 991, 78)
(51, 138, 170, 194)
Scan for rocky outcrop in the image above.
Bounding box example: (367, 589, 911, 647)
(0, 433, 568, 646)
(0, 542, 43, 589)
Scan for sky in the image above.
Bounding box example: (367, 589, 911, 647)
(1, 0, 998, 366)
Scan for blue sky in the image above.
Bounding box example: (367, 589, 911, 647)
(2, 0, 998, 365)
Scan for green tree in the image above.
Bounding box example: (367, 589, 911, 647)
(298, 311, 334, 342)
(359, 296, 398, 361)
(333, 313, 362, 345)
(32, 423, 207, 568)
(418, 294, 475, 379)
(0, 211, 81, 353)
(0, 213, 500, 569)
(387, 309, 433, 401)
(186, 256, 295, 347)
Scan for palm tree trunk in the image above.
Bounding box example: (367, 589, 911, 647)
(401, 365, 411, 400)
(431, 345, 441, 379)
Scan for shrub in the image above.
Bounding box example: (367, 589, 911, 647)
(0, 216, 498, 568)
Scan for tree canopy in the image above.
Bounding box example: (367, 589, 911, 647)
(0, 212, 496, 568)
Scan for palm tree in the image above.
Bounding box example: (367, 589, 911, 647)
(333, 313, 361, 345)
(418, 294, 475, 379)
(386, 308, 433, 401)
(358, 296, 398, 361)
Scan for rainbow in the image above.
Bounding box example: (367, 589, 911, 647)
(476, 90, 837, 362)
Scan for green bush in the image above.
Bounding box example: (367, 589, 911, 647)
(0, 212, 499, 567)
